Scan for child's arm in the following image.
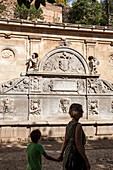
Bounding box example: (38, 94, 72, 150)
(42, 152, 59, 162)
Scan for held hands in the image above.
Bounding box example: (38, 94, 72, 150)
(57, 154, 63, 162)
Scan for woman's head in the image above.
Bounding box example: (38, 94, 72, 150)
(69, 103, 83, 119)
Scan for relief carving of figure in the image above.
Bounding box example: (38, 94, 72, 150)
(59, 98, 70, 114)
(30, 77, 41, 92)
(88, 99, 99, 115)
(88, 56, 99, 74)
(0, 98, 14, 118)
(26, 53, 38, 72)
(30, 99, 41, 115)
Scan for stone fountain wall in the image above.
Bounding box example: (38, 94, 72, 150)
(0, 20, 113, 140)
(0, 46, 113, 123)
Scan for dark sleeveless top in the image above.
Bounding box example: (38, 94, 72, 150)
(63, 121, 86, 170)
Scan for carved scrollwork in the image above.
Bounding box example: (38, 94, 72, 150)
(0, 77, 29, 94)
(88, 99, 99, 115)
(88, 79, 113, 94)
(59, 98, 71, 114)
(0, 97, 14, 118)
(30, 99, 41, 115)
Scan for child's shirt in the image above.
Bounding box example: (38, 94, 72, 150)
(26, 142, 45, 170)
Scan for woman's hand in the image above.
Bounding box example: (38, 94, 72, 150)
(57, 154, 63, 162)
(86, 160, 91, 170)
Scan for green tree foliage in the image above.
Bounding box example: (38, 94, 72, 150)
(14, 4, 44, 20)
(55, 0, 69, 5)
(17, 0, 55, 9)
(68, 0, 107, 26)
(0, 0, 6, 15)
(101, 0, 113, 25)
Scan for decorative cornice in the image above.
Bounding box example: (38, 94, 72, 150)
(0, 18, 113, 34)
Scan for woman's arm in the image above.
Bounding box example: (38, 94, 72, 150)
(43, 152, 59, 162)
(75, 124, 90, 170)
(58, 134, 68, 161)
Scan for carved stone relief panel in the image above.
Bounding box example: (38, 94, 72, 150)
(87, 79, 113, 94)
(43, 78, 86, 94)
(58, 98, 71, 114)
(111, 100, 113, 113)
(30, 99, 41, 115)
(0, 77, 29, 94)
(43, 79, 53, 92)
(0, 97, 14, 119)
(30, 77, 41, 92)
(88, 99, 99, 115)
(43, 51, 85, 73)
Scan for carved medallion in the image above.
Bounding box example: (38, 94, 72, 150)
(88, 99, 99, 115)
(1, 49, 15, 59)
(30, 99, 41, 115)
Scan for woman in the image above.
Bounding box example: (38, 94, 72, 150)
(58, 103, 90, 170)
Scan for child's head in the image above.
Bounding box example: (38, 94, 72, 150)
(30, 129, 41, 143)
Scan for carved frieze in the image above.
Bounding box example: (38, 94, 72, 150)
(88, 79, 113, 93)
(0, 77, 29, 94)
(30, 99, 41, 115)
(88, 99, 99, 115)
(43, 51, 85, 73)
(59, 98, 71, 114)
(0, 97, 14, 118)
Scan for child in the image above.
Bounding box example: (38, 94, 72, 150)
(26, 129, 59, 170)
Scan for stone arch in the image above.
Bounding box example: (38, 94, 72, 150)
(38, 47, 89, 74)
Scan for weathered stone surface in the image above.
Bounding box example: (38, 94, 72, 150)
(0, 19, 113, 140)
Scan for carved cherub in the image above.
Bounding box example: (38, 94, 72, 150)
(26, 53, 38, 72)
(88, 56, 99, 74)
